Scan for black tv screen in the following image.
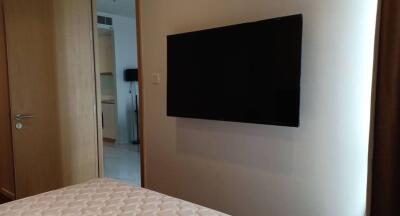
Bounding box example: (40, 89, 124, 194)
(167, 14, 303, 127)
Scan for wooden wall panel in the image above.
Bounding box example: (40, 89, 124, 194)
(52, 0, 99, 185)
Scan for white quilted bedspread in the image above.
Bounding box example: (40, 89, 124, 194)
(0, 178, 229, 216)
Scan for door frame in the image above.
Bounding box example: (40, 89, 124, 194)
(0, 0, 15, 200)
(91, 0, 146, 187)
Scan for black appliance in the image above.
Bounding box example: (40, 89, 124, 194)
(124, 68, 138, 82)
(124, 69, 140, 143)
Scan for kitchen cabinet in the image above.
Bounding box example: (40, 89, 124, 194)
(102, 102, 116, 140)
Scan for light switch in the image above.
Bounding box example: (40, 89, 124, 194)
(152, 73, 161, 84)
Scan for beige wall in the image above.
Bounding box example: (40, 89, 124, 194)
(140, 0, 378, 215)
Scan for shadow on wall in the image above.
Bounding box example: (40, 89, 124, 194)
(175, 118, 296, 175)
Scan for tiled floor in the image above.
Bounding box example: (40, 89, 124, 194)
(103, 142, 141, 186)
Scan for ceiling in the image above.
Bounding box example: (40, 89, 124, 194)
(97, 0, 136, 18)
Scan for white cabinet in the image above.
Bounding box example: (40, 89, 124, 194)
(102, 102, 116, 140)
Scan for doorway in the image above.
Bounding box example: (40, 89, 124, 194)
(95, 0, 141, 186)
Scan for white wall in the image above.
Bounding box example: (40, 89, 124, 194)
(98, 12, 138, 144)
(140, 0, 378, 215)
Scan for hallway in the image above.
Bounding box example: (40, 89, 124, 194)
(103, 142, 141, 186)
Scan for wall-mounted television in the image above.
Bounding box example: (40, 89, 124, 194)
(167, 14, 303, 127)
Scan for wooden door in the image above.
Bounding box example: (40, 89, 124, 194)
(3, 0, 99, 198)
(0, 0, 15, 200)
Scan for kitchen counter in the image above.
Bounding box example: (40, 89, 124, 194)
(101, 99, 115, 104)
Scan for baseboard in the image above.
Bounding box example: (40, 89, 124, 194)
(0, 192, 12, 204)
(0, 188, 15, 201)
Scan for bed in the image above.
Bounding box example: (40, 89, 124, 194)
(0, 178, 229, 216)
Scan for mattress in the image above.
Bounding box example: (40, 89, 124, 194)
(0, 178, 229, 216)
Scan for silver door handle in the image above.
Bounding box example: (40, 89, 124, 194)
(15, 114, 34, 121)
